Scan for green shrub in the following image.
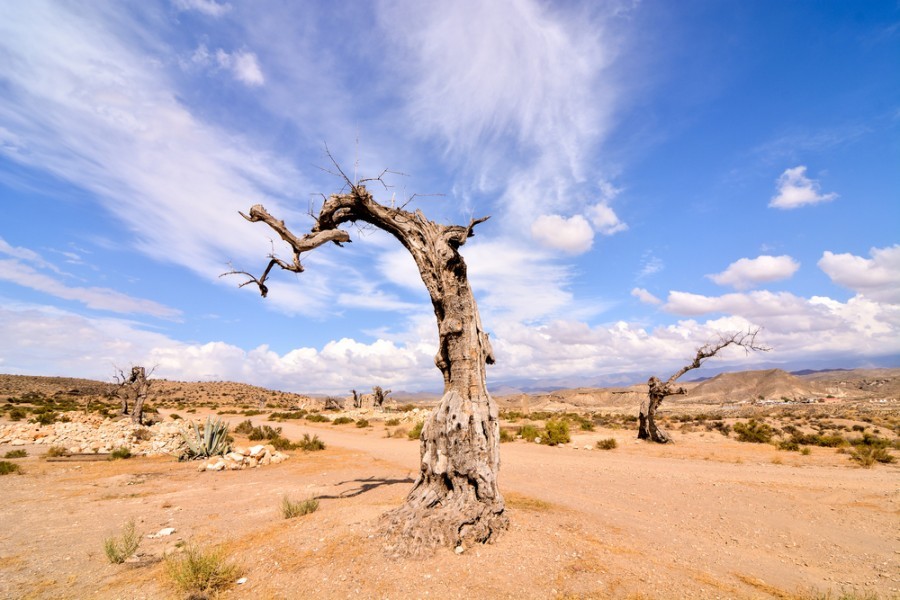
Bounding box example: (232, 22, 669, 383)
(541, 419, 571, 446)
(778, 439, 800, 452)
(407, 421, 424, 440)
(385, 418, 401, 426)
(499, 428, 515, 443)
(234, 419, 254, 435)
(165, 543, 241, 596)
(109, 447, 132, 460)
(248, 424, 282, 441)
(4, 449, 27, 459)
(296, 433, 325, 452)
(850, 445, 894, 468)
(269, 436, 296, 451)
(732, 420, 773, 444)
(388, 428, 408, 439)
(355, 419, 370, 428)
(305, 413, 329, 423)
(281, 495, 319, 519)
(518, 423, 541, 442)
(169, 413, 182, 421)
(0, 461, 23, 475)
(332, 416, 354, 425)
(269, 410, 307, 420)
(398, 404, 417, 412)
(103, 519, 140, 564)
(596, 438, 617, 450)
(800, 447, 811, 456)
(30, 411, 58, 426)
(45, 446, 70, 458)
(8, 408, 26, 421)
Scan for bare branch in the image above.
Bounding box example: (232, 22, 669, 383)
(667, 327, 770, 385)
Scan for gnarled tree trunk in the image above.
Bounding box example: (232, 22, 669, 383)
(638, 329, 769, 444)
(116, 366, 150, 425)
(231, 171, 507, 555)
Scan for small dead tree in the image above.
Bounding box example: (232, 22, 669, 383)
(115, 366, 152, 425)
(639, 328, 769, 443)
(227, 161, 506, 555)
(351, 389, 362, 409)
(372, 386, 391, 409)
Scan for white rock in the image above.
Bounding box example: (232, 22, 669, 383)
(147, 527, 176, 538)
(248, 444, 267, 458)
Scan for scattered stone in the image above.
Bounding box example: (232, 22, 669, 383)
(147, 527, 176, 539)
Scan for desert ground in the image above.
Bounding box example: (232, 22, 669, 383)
(0, 370, 898, 600)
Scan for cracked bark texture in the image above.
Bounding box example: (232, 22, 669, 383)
(236, 183, 506, 556)
(639, 329, 769, 444)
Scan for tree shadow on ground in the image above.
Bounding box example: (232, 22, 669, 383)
(316, 476, 415, 500)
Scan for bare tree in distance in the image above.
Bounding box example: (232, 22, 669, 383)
(372, 385, 391, 409)
(638, 328, 770, 443)
(114, 365, 153, 425)
(226, 155, 506, 555)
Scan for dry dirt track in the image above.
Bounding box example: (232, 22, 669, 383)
(0, 412, 897, 599)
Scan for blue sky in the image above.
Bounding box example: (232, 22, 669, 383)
(1, 0, 898, 393)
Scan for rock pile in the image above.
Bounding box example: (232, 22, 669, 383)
(196, 443, 288, 471)
(0, 413, 187, 456)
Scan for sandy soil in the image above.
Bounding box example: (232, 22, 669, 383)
(1, 411, 898, 600)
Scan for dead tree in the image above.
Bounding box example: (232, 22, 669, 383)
(351, 389, 362, 409)
(372, 386, 391, 409)
(115, 366, 152, 425)
(228, 164, 506, 555)
(639, 329, 769, 443)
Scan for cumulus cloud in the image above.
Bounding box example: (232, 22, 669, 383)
(530, 214, 594, 254)
(587, 202, 628, 235)
(215, 48, 265, 86)
(708, 255, 800, 290)
(631, 287, 662, 305)
(769, 166, 837, 209)
(819, 245, 900, 303)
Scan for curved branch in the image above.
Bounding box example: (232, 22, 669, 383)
(666, 327, 771, 384)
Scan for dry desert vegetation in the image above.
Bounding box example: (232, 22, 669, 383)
(0, 369, 898, 599)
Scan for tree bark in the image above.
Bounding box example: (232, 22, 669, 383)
(234, 179, 507, 555)
(128, 366, 150, 425)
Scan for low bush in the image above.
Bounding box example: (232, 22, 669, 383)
(732, 420, 773, 444)
(281, 495, 319, 519)
(4, 449, 27, 459)
(305, 413, 329, 423)
(398, 404, 417, 412)
(850, 445, 895, 468)
(778, 439, 800, 452)
(596, 438, 617, 450)
(541, 419, 570, 446)
(296, 433, 325, 452)
(408, 421, 424, 440)
(355, 419, 370, 428)
(248, 424, 282, 441)
(800, 447, 811, 456)
(517, 423, 541, 442)
(388, 428, 408, 439)
(499, 428, 515, 443)
(169, 413, 182, 420)
(45, 446, 69, 458)
(0, 461, 23, 475)
(109, 447, 132, 460)
(103, 519, 140, 564)
(332, 416, 354, 425)
(8, 408, 26, 421)
(234, 419, 254, 435)
(269, 410, 307, 421)
(385, 418, 401, 426)
(165, 543, 241, 596)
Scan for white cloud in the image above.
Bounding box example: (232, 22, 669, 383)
(530, 214, 594, 254)
(769, 166, 837, 209)
(587, 202, 628, 235)
(819, 245, 900, 303)
(0, 4, 307, 303)
(215, 49, 265, 86)
(0, 237, 66, 275)
(636, 252, 664, 279)
(708, 255, 800, 290)
(172, 0, 231, 18)
(0, 259, 181, 319)
(631, 287, 662, 305)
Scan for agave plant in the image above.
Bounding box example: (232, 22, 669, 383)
(181, 416, 230, 460)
